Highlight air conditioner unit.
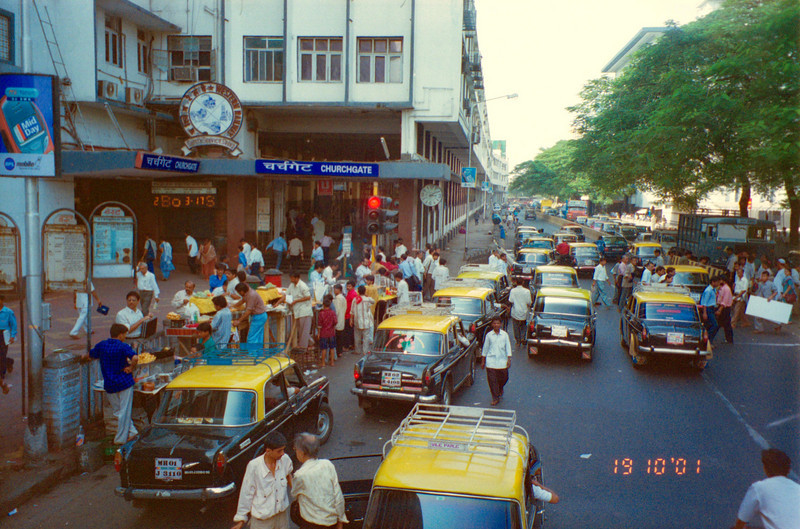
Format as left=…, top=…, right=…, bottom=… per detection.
left=170, top=67, right=194, bottom=82
left=125, top=87, right=144, bottom=105
left=97, top=80, right=119, bottom=100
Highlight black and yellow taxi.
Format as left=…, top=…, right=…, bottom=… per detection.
left=553, top=232, right=579, bottom=246
left=343, top=404, right=548, bottom=529
left=431, top=283, right=504, bottom=343
left=560, top=225, right=586, bottom=241
left=511, top=248, right=554, bottom=284
left=667, top=265, right=710, bottom=303
left=619, top=287, right=712, bottom=370
left=115, top=350, right=332, bottom=504
left=630, top=242, right=663, bottom=264
left=527, top=287, right=595, bottom=361
left=568, top=242, right=601, bottom=276
left=514, top=229, right=544, bottom=252
left=529, top=265, right=580, bottom=292
left=351, top=308, right=478, bottom=411
left=519, top=236, right=555, bottom=252
left=458, top=265, right=512, bottom=305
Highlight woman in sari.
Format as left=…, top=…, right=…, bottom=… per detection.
left=199, top=239, right=217, bottom=279
left=158, top=238, right=175, bottom=281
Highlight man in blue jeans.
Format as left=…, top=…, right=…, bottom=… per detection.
left=265, top=232, right=288, bottom=271
left=699, top=277, right=721, bottom=343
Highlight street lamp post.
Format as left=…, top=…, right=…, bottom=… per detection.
left=464, top=93, right=518, bottom=257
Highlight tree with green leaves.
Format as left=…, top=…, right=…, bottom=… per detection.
left=568, top=0, right=799, bottom=244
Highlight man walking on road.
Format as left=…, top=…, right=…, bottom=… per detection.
left=699, top=277, right=720, bottom=343
left=233, top=431, right=293, bottom=529
left=591, top=256, right=612, bottom=307
left=292, top=433, right=348, bottom=529
left=265, top=232, right=288, bottom=271
left=83, top=324, right=138, bottom=444
left=185, top=231, right=199, bottom=274
left=617, top=255, right=634, bottom=311
left=481, top=316, right=512, bottom=406
left=715, top=276, right=734, bottom=344
left=135, top=262, right=160, bottom=316
left=508, top=278, right=532, bottom=347
left=733, top=449, right=800, bottom=529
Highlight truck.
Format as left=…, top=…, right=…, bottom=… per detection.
left=676, top=214, right=776, bottom=266
left=565, top=199, right=590, bottom=221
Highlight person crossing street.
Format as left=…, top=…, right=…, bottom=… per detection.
left=480, top=316, right=512, bottom=406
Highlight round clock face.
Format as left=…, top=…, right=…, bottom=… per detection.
left=420, top=184, right=443, bottom=207
left=188, top=94, right=234, bottom=136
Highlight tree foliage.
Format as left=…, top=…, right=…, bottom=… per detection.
left=567, top=0, right=799, bottom=242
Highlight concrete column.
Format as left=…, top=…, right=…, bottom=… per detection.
left=226, top=179, right=246, bottom=259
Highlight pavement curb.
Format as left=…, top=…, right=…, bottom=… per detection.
left=0, top=451, right=77, bottom=516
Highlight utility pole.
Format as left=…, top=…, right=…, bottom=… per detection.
left=24, top=177, right=47, bottom=460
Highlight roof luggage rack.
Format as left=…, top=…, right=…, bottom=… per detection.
left=440, top=278, right=494, bottom=290
left=387, top=300, right=453, bottom=317
left=384, top=404, right=528, bottom=458
left=185, top=344, right=287, bottom=366
left=459, top=264, right=498, bottom=274
left=633, top=284, right=692, bottom=296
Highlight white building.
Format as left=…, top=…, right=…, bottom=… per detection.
left=0, top=0, right=508, bottom=267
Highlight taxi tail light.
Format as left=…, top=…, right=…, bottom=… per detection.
left=214, top=452, right=227, bottom=474
left=701, top=330, right=709, bottom=343
left=641, top=327, right=648, bottom=342
left=353, top=364, right=361, bottom=382
left=423, top=369, right=431, bottom=386
left=469, top=323, right=476, bottom=334
left=583, top=325, right=591, bottom=340
left=114, top=450, right=122, bottom=472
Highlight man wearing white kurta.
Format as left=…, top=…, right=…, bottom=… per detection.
left=171, top=281, right=197, bottom=319
left=135, top=262, right=160, bottom=316
left=481, top=317, right=512, bottom=406
left=508, top=279, right=532, bottom=347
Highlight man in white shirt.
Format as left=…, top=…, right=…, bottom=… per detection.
left=332, top=284, right=347, bottom=358
left=184, top=232, right=199, bottom=274
left=394, top=271, right=410, bottom=305
left=240, top=238, right=252, bottom=261
left=247, top=247, right=265, bottom=279
left=287, top=272, right=313, bottom=350
left=115, top=291, right=150, bottom=338
left=292, top=433, right=348, bottom=529
left=591, top=256, right=612, bottom=307
left=233, top=432, right=293, bottom=529
left=508, top=279, right=532, bottom=347
left=734, top=449, right=800, bottom=529
left=225, top=269, right=242, bottom=300
left=422, top=251, right=438, bottom=300
left=135, top=262, right=160, bottom=316
left=171, top=281, right=197, bottom=319
left=431, top=258, right=450, bottom=291
left=640, top=261, right=655, bottom=286
left=394, top=239, right=407, bottom=259
left=69, top=282, right=102, bottom=339
left=481, top=317, right=512, bottom=406
left=355, top=258, right=372, bottom=287
left=351, top=285, right=375, bottom=356
left=494, top=253, right=509, bottom=276
left=287, top=235, right=304, bottom=274
left=322, top=262, right=341, bottom=286
left=489, top=249, right=499, bottom=268
left=320, top=233, right=334, bottom=265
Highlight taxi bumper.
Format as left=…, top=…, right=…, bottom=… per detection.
left=115, top=482, right=236, bottom=501
left=351, top=386, right=439, bottom=403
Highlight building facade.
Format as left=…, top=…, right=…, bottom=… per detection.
left=0, top=0, right=508, bottom=270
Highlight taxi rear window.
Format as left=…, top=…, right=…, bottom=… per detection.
left=364, top=489, right=521, bottom=529
left=522, top=240, right=553, bottom=249
left=673, top=272, right=708, bottom=286
left=641, top=303, right=698, bottom=322
left=517, top=252, right=549, bottom=264
left=535, top=297, right=589, bottom=316
left=573, top=247, right=599, bottom=257
left=536, top=272, right=578, bottom=287
left=433, top=296, right=482, bottom=316
left=373, top=329, right=443, bottom=356
left=156, top=389, right=257, bottom=426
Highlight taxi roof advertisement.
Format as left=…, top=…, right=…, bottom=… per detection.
left=0, top=74, right=60, bottom=177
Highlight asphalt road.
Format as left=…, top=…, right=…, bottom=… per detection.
left=5, top=218, right=799, bottom=529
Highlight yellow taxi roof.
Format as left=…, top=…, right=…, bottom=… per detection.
left=634, top=291, right=697, bottom=304
left=377, top=314, right=459, bottom=333
left=528, top=236, right=554, bottom=242
left=536, top=286, right=591, bottom=300
left=458, top=270, right=503, bottom=281
left=671, top=265, right=709, bottom=274
left=517, top=226, right=538, bottom=232
left=568, top=242, right=597, bottom=248
left=518, top=247, right=551, bottom=254
left=433, top=286, right=493, bottom=299
left=374, top=430, right=528, bottom=500
left=168, top=356, right=293, bottom=391
left=632, top=242, right=662, bottom=248
left=535, top=265, right=577, bottom=274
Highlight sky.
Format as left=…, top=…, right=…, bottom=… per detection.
left=474, top=0, right=713, bottom=172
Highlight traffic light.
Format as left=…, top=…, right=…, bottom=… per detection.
left=365, top=195, right=399, bottom=234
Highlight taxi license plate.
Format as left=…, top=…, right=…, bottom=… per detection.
left=522, top=266, right=532, bottom=273
left=381, top=371, right=401, bottom=387
left=666, top=332, right=684, bottom=345
left=551, top=325, right=568, bottom=338
left=155, top=458, right=182, bottom=481
left=584, top=260, right=595, bottom=266
left=689, top=292, right=700, bottom=302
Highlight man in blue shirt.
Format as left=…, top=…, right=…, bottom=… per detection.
left=209, top=263, right=227, bottom=292
left=83, top=323, right=139, bottom=444
left=0, top=295, right=17, bottom=394
left=265, top=231, right=288, bottom=271
left=699, top=277, right=721, bottom=343
left=310, top=241, right=324, bottom=268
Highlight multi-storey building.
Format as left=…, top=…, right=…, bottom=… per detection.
left=0, top=0, right=508, bottom=267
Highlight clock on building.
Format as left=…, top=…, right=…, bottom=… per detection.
left=420, top=184, right=443, bottom=207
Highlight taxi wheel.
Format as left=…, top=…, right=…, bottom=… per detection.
left=316, top=403, right=333, bottom=444
left=358, top=396, right=379, bottom=415
left=441, top=378, right=453, bottom=406
left=692, top=359, right=708, bottom=371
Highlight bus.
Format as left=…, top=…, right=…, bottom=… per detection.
left=676, top=214, right=776, bottom=266
left=566, top=199, right=590, bottom=221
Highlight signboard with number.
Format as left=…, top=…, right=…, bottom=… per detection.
left=317, top=179, right=333, bottom=196
left=0, top=224, right=17, bottom=291
left=461, top=167, right=477, bottom=188
left=91, top=204, right=135, bottom=278
left=44, top=216, right=89, bottom=292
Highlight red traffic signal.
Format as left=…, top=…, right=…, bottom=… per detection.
left=367, top=196, right=381, bottom=210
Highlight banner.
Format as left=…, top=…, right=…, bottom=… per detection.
left=461, top=167, right=477, bottom=188
left=256, top=159, right=379, bottom=178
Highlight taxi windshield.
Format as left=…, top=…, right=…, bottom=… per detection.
left=636, top=246, right=660, bottom=258
left=155, top=389, right=257, bottom=426
left=433, top=296, right=482, bottom=316
left=522, top=240, right=553, bottom=249
left=373, top=329, right=443, bottom=356
left=536, top=272, right=578, bottom=287
left=641, top=303, right=698, bottom=322
left=535, top=297, right=589, bottom=316
left=573, top=247, right=599, bottom=258
left=672, top=272, right=708, bottom=286
left=364, top=489, right=521, bottom=529
left=518, top=252, right=549, bottom=264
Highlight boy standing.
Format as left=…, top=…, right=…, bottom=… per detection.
left=317, top=295, right=338, bottom=367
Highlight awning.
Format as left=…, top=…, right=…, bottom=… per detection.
left=97, top=0, right=181, bottom=33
